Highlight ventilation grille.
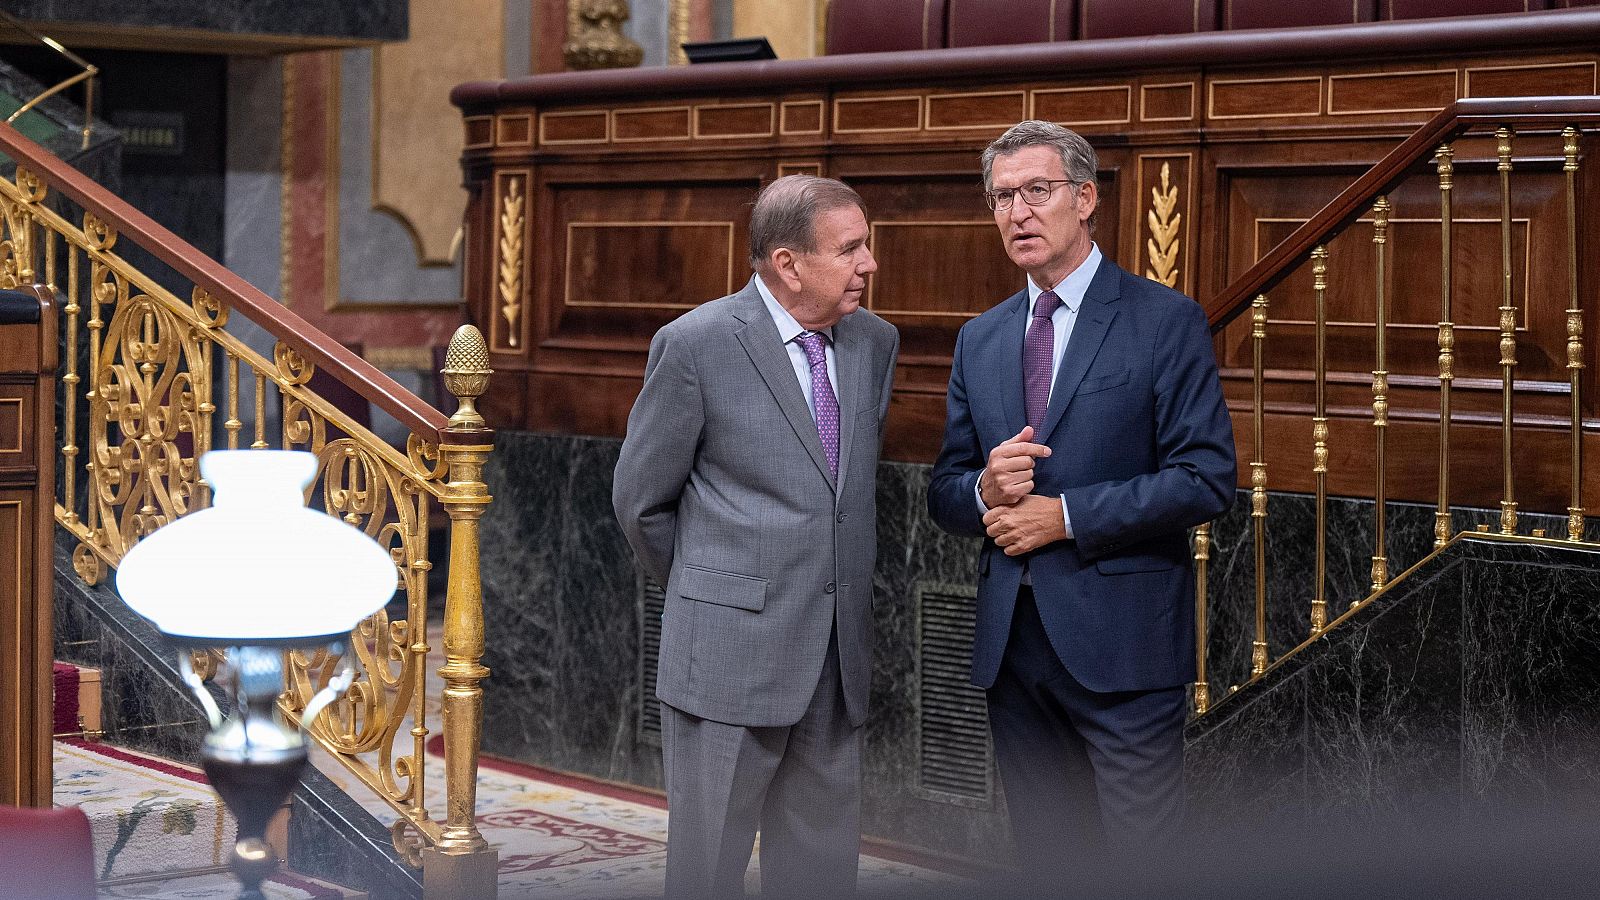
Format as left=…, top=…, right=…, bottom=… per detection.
left=916, top=583, right=993, bottom=808
left=637, top=575, right=665, bottom=746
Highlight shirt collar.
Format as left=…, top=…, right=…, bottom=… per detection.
left=754, top=274, right=833, bottom=343
left=1026, top=242, right=1101, bottom=317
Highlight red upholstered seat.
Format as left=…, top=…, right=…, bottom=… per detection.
left=948, top=0, right=1076, bottom=47
left=1079, top=0, right=1216, bottom=40
left=1222, top=0, right=1376, bottom=30
left=827, top=0, right=949, bottom=54
left=0, top=805, right=97, bottom=900
left=1385, top=0, right=1547, bottom=19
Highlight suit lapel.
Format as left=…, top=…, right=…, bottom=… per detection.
left=731, top=283, right=837, bottom=490
left=832, top=313, right=868, bottom=493
left=1036, top=258, right=1121, bottom=445
left=994, top=289, right=1029, bottom=437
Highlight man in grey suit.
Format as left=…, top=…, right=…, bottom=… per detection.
left=614, top=175, right=899, bottom=899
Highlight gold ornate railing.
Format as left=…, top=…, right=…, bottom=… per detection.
left=0, top=117, right=499, bottom=896
left=1193, top=97, right=1600, bottom=715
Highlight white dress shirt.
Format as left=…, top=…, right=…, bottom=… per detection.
left=975, top=242, right=1104, bottom=542
left=755, top=275, right=839, bottom=419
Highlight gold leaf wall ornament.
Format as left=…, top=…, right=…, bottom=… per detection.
left=564, top=0, right=645, bottom=70
left=497, top=179, right=525, bottom=348
left=1145, top=161, right=1182, bottom=289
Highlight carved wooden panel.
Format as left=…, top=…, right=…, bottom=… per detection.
left=459, top=41, right=1600, bottom=506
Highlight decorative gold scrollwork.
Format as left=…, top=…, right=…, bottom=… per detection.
left=82, top=212, right=116, bottom=250
left=407, top=434, right=447, bottom=483
left=14, top=167, right=47, bottom=203
left=1145, top=161, right=1182, bottom=289
left=274, top=341, right=316, bottom=386
left=72, top=543, right=103, bottom=586
left=87, top=279, right=207, bottom=557
left=498, top=178, right=525, bottom=348
left=192, top=287, right=229, bottom=328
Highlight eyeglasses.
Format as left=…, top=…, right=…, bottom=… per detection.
left=984, top=179, right=1079, bottom=211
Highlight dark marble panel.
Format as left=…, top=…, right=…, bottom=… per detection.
left=6, top=1, right=405, bottom=41
left=862, top=461, right=1007, bottom=859
left=289, top=769, right=422, bottom=900
left=1186, top=673, right=1307, bottom=833
left=1302, top=563, right=1463, bottom=830
left=1460, top=543, right=1600, bottom=813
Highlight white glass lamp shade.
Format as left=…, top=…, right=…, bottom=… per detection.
left=115, top=450, right=398, bottom=645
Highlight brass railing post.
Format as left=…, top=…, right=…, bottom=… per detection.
left=1310, top=246, right=1329, bottom=635
left=1563, top=125, right=1585, bottom=541
left=1497, top=126, right=1518, bottom=535
left=1435, top=144, right=1455, bottom=548
left=421, top=325, right=499, bottom=900
left=1370, top=195, right=1391, bottom=595
left=1194, top=522, right=1211, bottom=713
left=1251, top=294, right=1269, bottom=677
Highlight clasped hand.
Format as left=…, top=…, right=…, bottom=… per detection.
left=979, top=427, right=1066, bottom=555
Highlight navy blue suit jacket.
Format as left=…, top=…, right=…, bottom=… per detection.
left=928, top=257, right=1236, bottom=693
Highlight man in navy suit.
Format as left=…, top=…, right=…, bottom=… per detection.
left=928, top=121, right=1235, bottom=864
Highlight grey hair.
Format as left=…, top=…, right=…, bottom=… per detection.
left=981, top=121, right=1099, bottom=231
left=981, top=120, right=1099, bottom=192
left=748, top=174, right=867, bottom=268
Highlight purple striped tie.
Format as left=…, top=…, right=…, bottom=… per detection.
left=1024, top=290, right=1061, bottom=431
left=795, top=331, right=839, bottom=478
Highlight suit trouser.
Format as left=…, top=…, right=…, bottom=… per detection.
left=986, top=586, right=1187, bottom=867
left=661, top=630, right=862, bottom=900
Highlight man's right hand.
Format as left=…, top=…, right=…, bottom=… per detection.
left=979, top=426, right=1052, bottom=508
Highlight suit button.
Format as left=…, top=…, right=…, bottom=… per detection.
left=836, top=512, right=848, bottom=523
left=824, top=582, right=836, bottom=594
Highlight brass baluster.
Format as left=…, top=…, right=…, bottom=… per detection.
left=1370, top=195, right=1391, bottom=595
left=422, top=325, right=500, bottom=896
left=252, top=369, right=269, bottom=449
left=1251, top=295, right=1269, bottom=677
left=61, top=243, right=80, bottom=524
left=225, top=352, right=242, bottom=449
left=1497, top=126, right=1518, bottom=535
left=409, top=493, right=431, bottom=827
left=1436, top=144, right=1455, bottom=548
left=1194, top=522, right=1211, bottom=713
left=1311, top=246, right=1329, bottom=634
left=84, top=256, right=105, bottom=541
left=1563, top=126, right=1584, bottom=542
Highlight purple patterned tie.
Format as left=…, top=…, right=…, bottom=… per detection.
left=795, top=331, right=839, bottom=478
left=1024, top=290, right=1061, bottom=431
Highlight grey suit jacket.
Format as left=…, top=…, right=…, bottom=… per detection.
left=613, top=279, right=899, bottom=729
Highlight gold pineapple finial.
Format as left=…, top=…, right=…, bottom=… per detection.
left=442, top=325, right=492, bottom=430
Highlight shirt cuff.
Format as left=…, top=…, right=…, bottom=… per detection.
left=974, top=472, right=990, bottom=516
left=1060, top=494, right=1074, bottom=539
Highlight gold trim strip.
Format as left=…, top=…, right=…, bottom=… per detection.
left=1138, top=81, right=1197, bottom=123
left=1207, top=76, right=1322, bottom=120
left=692, top=102, right=776, bottom=140
left=1029, top=85, right=1132, bottom=126
left=538, top=110, right=610, bottom=146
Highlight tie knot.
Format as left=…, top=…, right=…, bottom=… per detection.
left=795, top=331, right=828, bottom=367
left=1034, top=290, right=1062, bottom=320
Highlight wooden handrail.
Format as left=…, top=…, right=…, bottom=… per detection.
left=0, top=119, right=452, bottom=445
left=1207, top=96, right=1600, bottom=332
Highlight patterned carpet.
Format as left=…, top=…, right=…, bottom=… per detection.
left=312, top=737, right=962, bottom=898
